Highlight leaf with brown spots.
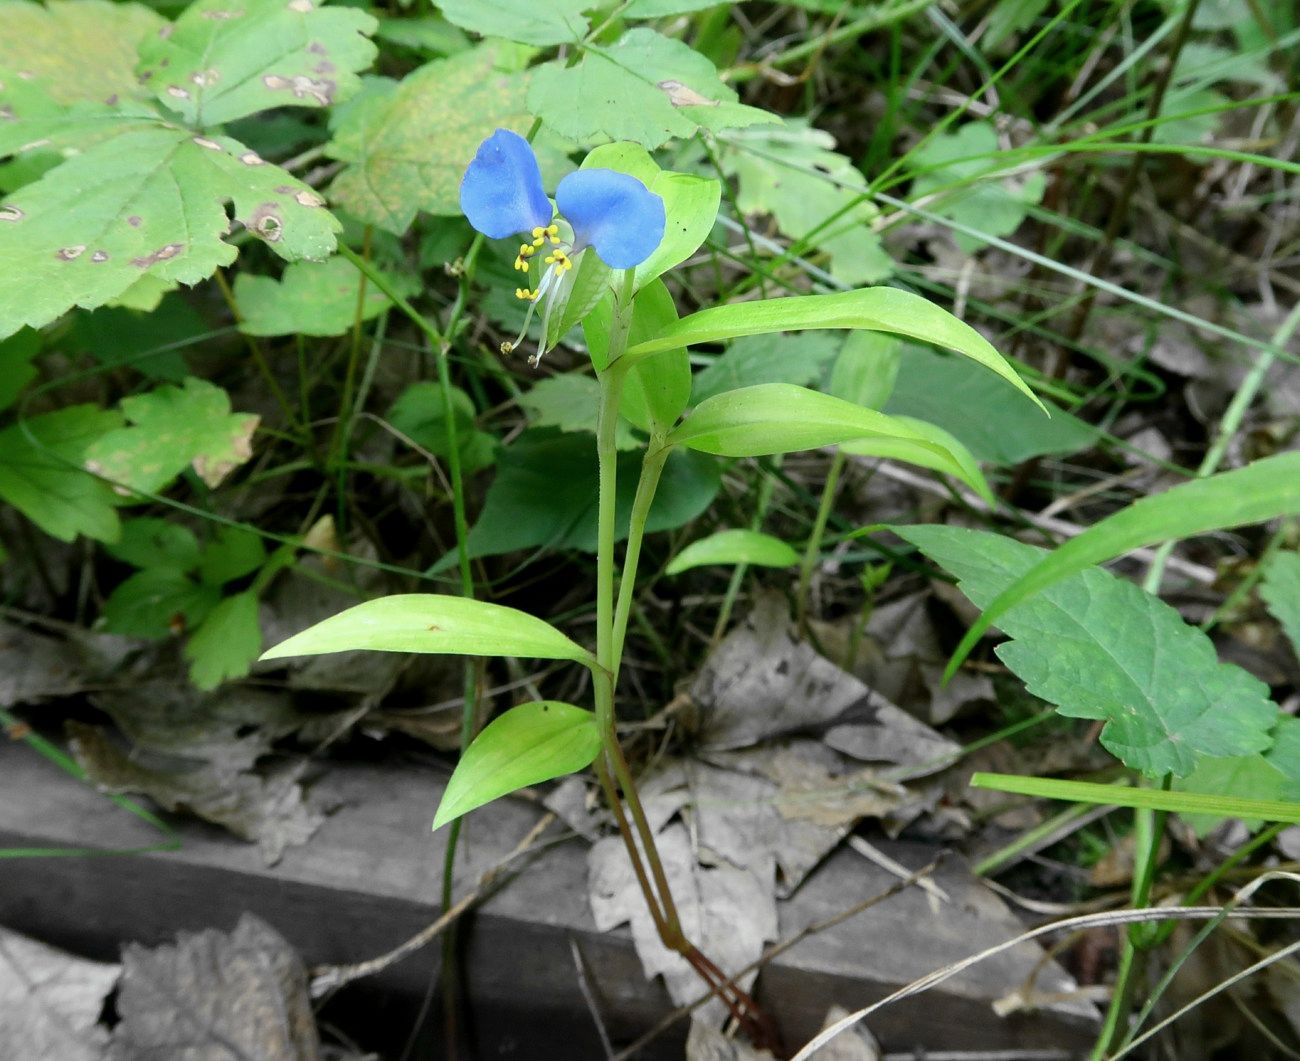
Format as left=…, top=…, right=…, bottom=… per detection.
left=528, top=28, right=776, bottom=150
left=0, top=89, right=341, bottom=338
left=0, top=0, right=162, bottom=106
left=137, top=0, right=377, bottom=127
left=326, top=44, right=534, bottom=234
left=83, top=377, right=259, bottom=495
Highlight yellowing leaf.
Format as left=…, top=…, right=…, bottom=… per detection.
left=326, top=45, right=531, bottom=233
left=0, top=0, right=163, bottom=105
left=137, top=0, right=377, bottom=127
left=84, top=377, right=259, bottom=494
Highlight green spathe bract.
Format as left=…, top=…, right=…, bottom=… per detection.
left=432, top=701, right=601, bottom=831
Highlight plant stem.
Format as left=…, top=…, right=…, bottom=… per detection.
left=796, top=448, right=846, bottom=631
left=1092, top=774, right=1172, bottom=1059
left=610, top=442, right=670, bottom=679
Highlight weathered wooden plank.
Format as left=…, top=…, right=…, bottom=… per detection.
left=0, top=742, right=1095, bottom=1056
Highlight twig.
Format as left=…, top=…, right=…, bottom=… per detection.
left=307, top=812, right=557, bottom=997
left=570, top=937, right=616, bottom=1060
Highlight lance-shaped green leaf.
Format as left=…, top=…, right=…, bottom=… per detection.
left=0, top=0, right=163, bottom=105
left=664, top=383, right=989, bottom=497
left=902, top=526, right=1278, bottom=778
left=841, top=415, right=992, bottom=504
left=137, top=0, right=377, bottom=127
left=0, top=108, right=340, bottom=338
left=528, top=28, right=775, bottom=149
left=432, top=701, right=601, bottom=830
left=666, top=530, right=799, bottom=575
left=624, top=287, right=1041, bottom=409
left=947, top=451, right=1300, bottom=677
left=261, top=593, right=598, bottom=668
left=326, top=45, right=532, bottom=233
left=580, top=143, right=721, bottom=291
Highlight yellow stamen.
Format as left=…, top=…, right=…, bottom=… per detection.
left=500, top=340, right=513, bottom=355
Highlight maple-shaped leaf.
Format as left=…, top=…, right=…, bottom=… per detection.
left=84, top=377, right=259, bottom=494
left=0, top=88, right=340, bottom=338
left=137, top=0, right=377, bottom=127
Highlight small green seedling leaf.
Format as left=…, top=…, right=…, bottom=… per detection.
left=0, top=405, right=123, bottom=542
left=432, top=700, right=600, bottom=830
left=901, top=526, right=1278, bottom=778
left=102, top=569, right=219, bottom=640
left=947, top=450, right=1300, bottom=677
left=666, top=383, right=989, bottom=498
left=137, top=0, right=378, bottom=127
left=107, top=518, right=202, bottom=572
left=261, top=593, right=598, bottom=668
left=84, top=378, right=259, bottom=494
left=184, top=590, right=263, bottom=690
left=666, top=530, right=799, bottom=575
left=235, top=257, right=416, bottom=337
left=626, top=287, right=1043, bottom=410
left=387, top=382, right=496, bottom=473
left=327, top=45, right=532, bottom=233
left=528, top=28, right=774, bottom=149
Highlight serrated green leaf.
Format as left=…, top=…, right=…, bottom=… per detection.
left=1260, top=550, right=1300, bottom=659
left=102, top=568, right=219, bottom=639
left=1174, top=754, right=1292, bottom=834
left=387, top=381, right=497, bottom=474
left=886, top=345, right=1093, bottom=465
left=580, top=143, right=721, bottom=291
left=435, top=0, right=588, bottom=45
left=0, top=329, right=40, bottom=411
left=261, top=592, right=598, bottom=666
left=719, top=120, right=893, bottom=285
left=900, top=525, right=1278, bottom=778
left=528, top=28, right=775, bottom=149
left=69, top=294, right=204, bottom=382
left=184, top=590, right=262, bottom=689
left=666, top=529, right=798, bottom=575
left=326, top=45, right=532, bottom=233
left=137, top=0, right=377, bottom=127
left=432, top=700, right=601, bottom=830
left=199, top=525, right=266, bottom=585
left=519, top=375, right=640, bottom=450
left=692, top=332, right=841, bottom=404
left=463, top=429, right=720, bottom=559
left=667, top=383, right=989, bottom=498
left=625, top=287, right=1043, bottom=410
left=948, top=451, right=1300, bottom=674
left=910, top=122, right=1046, bottom=253
left=84, top=377, right=258, bottom=494
left=106, top=517, right=202, bottom=571
left=0, top=404, right=122, bottom=542
left=0, top=0, right=164, bottom=105
left=234, top=256, right=415, bottom=337
left=0, top=106, right=342, bottom=337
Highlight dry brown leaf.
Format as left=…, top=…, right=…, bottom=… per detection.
left=0, top=927, right=119, bottom=1061
left=109, top=914, right=320, bottom=1061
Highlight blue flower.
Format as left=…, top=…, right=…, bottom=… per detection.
left=459, top=129, right=665, bottom=361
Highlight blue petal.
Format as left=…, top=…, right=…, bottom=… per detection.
left=459, top=129, right=553, bottom=240
left=555, top=169, right=665, bottom=269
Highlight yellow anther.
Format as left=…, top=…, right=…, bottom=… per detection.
left=532, top=227, right=546, bottom=238
left=500, top=340, right=513, bottom=355
left=532, top=236, right=545, bottom=248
